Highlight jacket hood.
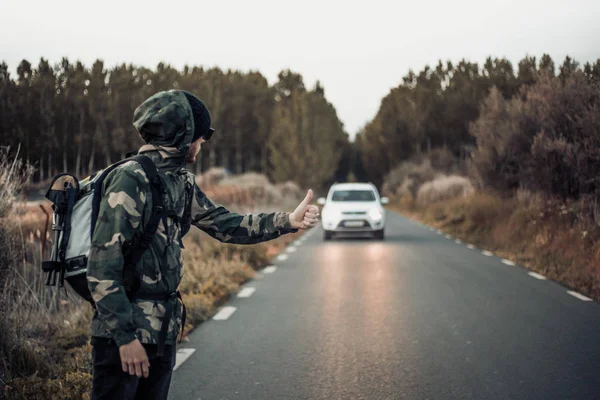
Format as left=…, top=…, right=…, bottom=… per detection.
left=133, top=90, right=195, bottom=153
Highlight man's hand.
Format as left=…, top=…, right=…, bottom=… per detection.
left=119, top=339, right=150, bottom=378
left=290, top=189, right=320, bottom=230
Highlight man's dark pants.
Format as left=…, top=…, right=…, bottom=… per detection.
left=91, top=337, right=176, bottom=400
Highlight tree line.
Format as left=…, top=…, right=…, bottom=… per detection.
left=0, top=59, right=348, bottom=190
left=2, top=54, right=599, bottom=199
left=357, top=54, right=600, bottom=188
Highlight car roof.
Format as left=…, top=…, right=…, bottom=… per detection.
left=329, top=182, right=377, bottom=191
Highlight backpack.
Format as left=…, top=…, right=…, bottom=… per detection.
left=42, top=155, right=164, bottom=305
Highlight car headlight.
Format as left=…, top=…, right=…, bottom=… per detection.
left=368, top=208, right=383, bottom=220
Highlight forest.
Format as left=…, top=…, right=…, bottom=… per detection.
left=0, top=60, right=349, bottom=190
left=2, top=54, right=599, bottom=200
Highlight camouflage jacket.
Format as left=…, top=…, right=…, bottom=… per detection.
left=87, top=90, right=296, bottom=347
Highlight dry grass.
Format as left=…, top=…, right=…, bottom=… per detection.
left=392, top=191, right=600, bottom=301
left=179, top=228, right=299, bottom=333
left=2, top=169, right=302, bottom=400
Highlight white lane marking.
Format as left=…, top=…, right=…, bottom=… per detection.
left=276, top=254, right=289, bottom=262
left=502, top=259, right=516, bottom=266
left=455, top=239, right=462, bottom=244
left=173, top=348, right=196, bottom=371
left=436, top=230, right=443, bottom=235
left=481, top=250, right=494, bottom=256
left=445, top=234, right=453, bottom=239
left=213, top=306, right=237, bottom=320
left=429, top=228, right=435, bottom=232
left=567, top=291, right=593, bottom=302
left=237, top=287, right=256, bottom=298
left=528, top=272, right=547, bottom=280
left=286, top=246, right=297, bottom=253
left=466, top=244, right=476, bottom=249
left=263, top=266, right=278, bottom=274
left=293, top=240, right=303, bottom=246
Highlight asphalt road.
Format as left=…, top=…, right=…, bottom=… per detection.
left=169, top=211, right=600, bottom=400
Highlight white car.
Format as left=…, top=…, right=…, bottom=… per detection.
left=318, top=183, right=389, bottom=240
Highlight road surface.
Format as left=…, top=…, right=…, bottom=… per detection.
left=169, top=212, right=600, bottom=400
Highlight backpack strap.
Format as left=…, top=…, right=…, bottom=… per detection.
left=90, top=155, right=164, bottom=299
left=121, top=155, right=164, bottom=298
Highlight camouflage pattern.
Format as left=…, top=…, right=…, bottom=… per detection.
left=88, top=90, right=296, bottom=347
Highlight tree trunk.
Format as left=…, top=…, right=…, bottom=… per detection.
left=102, top=122, right=112, bottom=166
left=209, top=147, right=216, bottom=169
left=39, top=155, right=44, bottom=182
left=223, top=150, right=229, bottom=172
left=261, top=147, right=268, bottom=174
left=194, top=156, right=201, bottom=175
left=75, top=144, right=82, bottom=177
left=62, top=148, right=67, bottom=173
left=235, top=129, right=242, bottom=174
left=88, top=137, right=96, bottom=175
left=62, top=114, right=69, bottom=173
left=235, top=147, right=242, bottom=174
left=75, top=107, right=85, bottom=177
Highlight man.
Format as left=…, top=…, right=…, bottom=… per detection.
left=87, top=90, right=319, bottom=400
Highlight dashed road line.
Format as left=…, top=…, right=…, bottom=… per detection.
left=436, top=230, right=443, bottom=235
left=528, top=272, right=547, bottom=280
left=286, top=246, right=297, bottom=253
left=567, top=291, right=593, bottom=302
left=445, top=234, right=453, bottom=239
left=237, top=287, right=256, bottom=298
left=213, top=306, right=237, bottom=321
left=502, top=259, right=516, bottom=266
left=466, top=244, right=476, bottom=249
left=174, top=348, right=196, bottom=371
left=276, top=254, right=289, bottom=262
left=455, top=239, right=462, bottom=244
left=481, top=250, right=494, bottom=256
left=263, top=266, right=278, bottom=274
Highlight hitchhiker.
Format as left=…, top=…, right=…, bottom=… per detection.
left=87, top=90, right=320, bottom=399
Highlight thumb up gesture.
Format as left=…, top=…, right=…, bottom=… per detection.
left=289, top=190, right=320, bottom=230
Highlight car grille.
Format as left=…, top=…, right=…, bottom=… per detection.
left=337, top=220, right=370, bottom=229
left=341, top=211, right=367, bottom=215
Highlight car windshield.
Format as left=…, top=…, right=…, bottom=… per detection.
left=331, top=190, right=376, bottom=202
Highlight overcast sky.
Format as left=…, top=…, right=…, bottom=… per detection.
left=1, top=0, right=599, bottom=139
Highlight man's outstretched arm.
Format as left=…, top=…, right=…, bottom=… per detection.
left=190, top=184, right=319, bottom=244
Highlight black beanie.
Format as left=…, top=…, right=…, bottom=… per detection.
left=183, top=91, right=214, bottom=141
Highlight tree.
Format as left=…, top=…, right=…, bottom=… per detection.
left=0, top=59, right=349, bottom=190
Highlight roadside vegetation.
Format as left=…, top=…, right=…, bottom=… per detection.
left=384, top=68, right=600, bottom=302
left=0, top=162, right=302, bottom=400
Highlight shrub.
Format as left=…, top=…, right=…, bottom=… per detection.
left=382, top=148, right=463, bottom=199
left=275, top=181, right=303, bottom=202
left=416, top=175, right=475, bottom=204
left=197, top=167, right=229, bottom=187
left=471, top=72, right=600, bottom=218
left=382, top=160, right=436, bottom=198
